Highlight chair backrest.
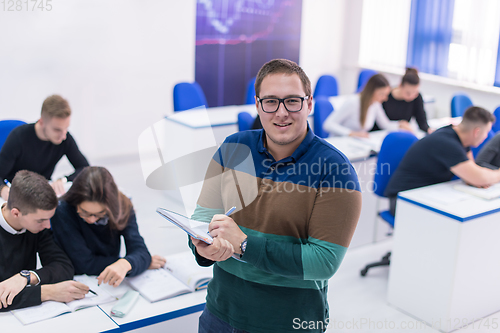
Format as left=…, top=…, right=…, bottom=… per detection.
left=492, top=106, right=500, bottom=133
left=356, top=69, right=378, bottom=93
left=0, top=120, right=26, bottom=150
left=450, top=93, right=473, bottom=118
left=173, top=82, right=208, bottom=112
left=471, top=130, right=495, bottom=158
left=313, top=97, right=334, bottom=139
left=245, top=77, right=256, bottom=105
left=237, top=112, right=255, bottom=132
left=313, top=75, right=339, bottom=98
left=373, top=132, right=419, bottom=198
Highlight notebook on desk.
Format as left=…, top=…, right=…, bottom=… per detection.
left=127, top=251, right=213, bottom=303
left=11, top=275, right=117, bottom=325
left=453, top=182, right=500, bottom=200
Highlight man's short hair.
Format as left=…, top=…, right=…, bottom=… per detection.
left=255, top=59, right=311, bottom=98
left=7, top=170, right=58, bottom=215
left=462, top=106, right=496, bottom=128
left=41, top=95, right=71, bottom=119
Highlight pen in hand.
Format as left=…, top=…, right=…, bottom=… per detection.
left=89, top=289, right=98, bottom=296
left=225, top=206, right=236, bottom=216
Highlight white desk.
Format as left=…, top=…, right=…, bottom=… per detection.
left=1, top=306, right=120, bottom=333
left=98, top=288, right=206, bottom=333
left=388, top=180, right=500, bottom=332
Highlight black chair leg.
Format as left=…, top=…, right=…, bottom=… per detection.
left=360, top=252, right=391, bottom=276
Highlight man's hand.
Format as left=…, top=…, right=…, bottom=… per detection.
left=149, top=255, right=167, bottom=269
left=0, top=186, right=10, bottom=201
left=209, top=215, right=247, bottom=254
left=41, top=281, right=89, bottom=303
left=191, top=236, right=234, bottom=261
left=0, top=274, right=28, bottom=309
left=97, top=259, right=132, bottom=287
left=50, top=179, right=66, bottom=197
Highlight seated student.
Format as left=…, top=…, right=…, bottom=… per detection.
left=476, top=132, right=500, bottom=169
left=51, top=166, right=165, bottom=287
left=376, top=68, right=431, bottom=133
left=323, top=74, right=412, bottom=138
left=0, top=95, right=89, bottom=201
left=385, top=107, right=500, bottom=216
left=0, top=170, right=89, bottom=312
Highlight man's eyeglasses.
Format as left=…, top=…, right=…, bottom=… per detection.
left=257, top=96, right=309, bottom=113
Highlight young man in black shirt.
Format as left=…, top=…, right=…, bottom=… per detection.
left=0, top=170, right=89, bottom=311
left=385, top=106, right=500, bottom=216
left=0, top=95, right=89, bottom=201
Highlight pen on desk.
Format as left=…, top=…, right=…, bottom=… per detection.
left=225, top=206, right=236, bottom=216
left=88, top=289, right=98, bottom=296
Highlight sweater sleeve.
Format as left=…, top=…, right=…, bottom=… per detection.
left=322, top=99, right=356, bottom=136
left=50, top=203, right=117, bottom=275
left=35, top=229, right=74, bottom=283
left=0, top=128, right=21, bottom=189
left=121, top=209, right=152, bottom=277
left=413, top=94, right=430, bottom=132
left=63, top=133, right=89, bottom=181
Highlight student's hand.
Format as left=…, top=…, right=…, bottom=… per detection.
left=191, top=236, right=234, bottom=261
left=40, top=281, right=89, bottom=303
left=51, top=179, right=66, bottom=197
left=209, top=215, right=247, bottom=254
left=398, top=120, right=413, bottom=132
left=0, top=274, right=29, bottom=309
left=427, top=128, right=435, bottom=134
left=97, top=259, right=132, bottom=287
left=349, top=131, right=369, bottom=138
left=0, top=186, right=9, bottom=201
left=149, top=255, right=167, bottom=269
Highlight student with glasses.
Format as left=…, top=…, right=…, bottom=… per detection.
left=50, top=166, right=165, bottom=287
left=323, top=73, right=412, bottom=138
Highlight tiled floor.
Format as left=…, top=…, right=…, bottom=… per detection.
left=53, top=155, right=500, bottom=333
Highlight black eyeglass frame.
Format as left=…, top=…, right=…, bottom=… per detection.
left=256, top=96, right=310, bottom=113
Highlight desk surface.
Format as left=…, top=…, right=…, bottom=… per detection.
left=1, top=306, right=120, bottom=333
left=398, top=180, right=500, bottom=221
left=166, top=105, right=257, bottom=129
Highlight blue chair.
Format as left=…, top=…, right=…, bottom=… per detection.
left=313, top=75, right=339, bottom=98
left=244, top=77, right=256, bottom=105
left=356, top=69, right=378, bottom=93
left=313, top=97, right=334, bottom=139
left=173, top=82, right=208, bottom=112
left=237, top=112, right=254, bottom=132
left=471, top=130, right=495, bottom=158
left=360, top=131, right=418, bottom=277
left=451, top=93, right=473, bottom=118
left=0, top=120, right=26, bottom=150
left=492, top=106, right=500, bottom=133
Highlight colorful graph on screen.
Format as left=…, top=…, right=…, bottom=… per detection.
left=195, top=0, right=303, bottom=107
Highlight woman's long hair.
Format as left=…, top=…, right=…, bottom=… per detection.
left=359, top=74, right=390, bottom=127
left=62, top=166, right=132, bottom=230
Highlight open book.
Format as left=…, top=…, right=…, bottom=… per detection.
left=127, top=251, right=213, bottom=303
left=156, top=208, right=212, bottom=244
left=11, top=275, right=117, bottom=325
left=453, top=182, right=500, bottom=200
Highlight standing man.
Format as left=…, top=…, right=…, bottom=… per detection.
left=0, top=95, right=89, bottom=201
left=0, top=170, right=89, bottom=311
left=190, top=59, right=362, bottom=333
left=385, top=106, right=499, bottom=216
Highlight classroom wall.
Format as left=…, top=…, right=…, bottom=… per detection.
left=1, top=0, right=499, bottom=162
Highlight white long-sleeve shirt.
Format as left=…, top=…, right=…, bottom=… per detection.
left=323, top=94, right=400, bottom=136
